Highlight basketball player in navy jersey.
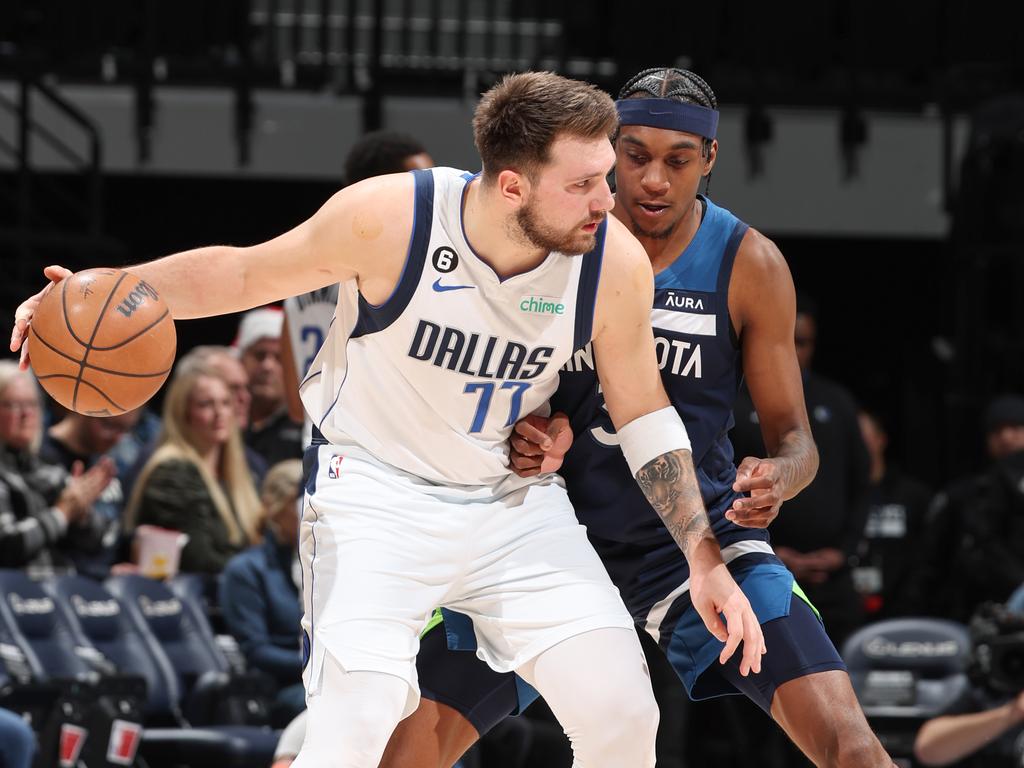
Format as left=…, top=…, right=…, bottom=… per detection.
left=12, top=72, right=765, bottom=768
left=381, top=68, right=896, bottom=768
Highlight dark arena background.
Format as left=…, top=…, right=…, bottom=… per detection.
left=0, top=2, right=1022, bottom=767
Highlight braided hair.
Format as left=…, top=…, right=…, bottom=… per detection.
left=618, top=67, right=718, bottom=161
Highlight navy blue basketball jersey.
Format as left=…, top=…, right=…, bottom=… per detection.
left=554, top=196, right=768, bottom=551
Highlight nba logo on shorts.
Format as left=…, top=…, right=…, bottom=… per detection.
left=106, top=719, right=142, bottom=765
left=59, top=724, right=88, bottom=767
left=328, top=454, right=344, bottom=479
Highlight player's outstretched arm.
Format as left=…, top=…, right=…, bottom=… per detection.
left=10, top=174, right=416, bottom=358
left=592, top=222, right=765, bottom=675
left=724, top=231, right=818, bottom=528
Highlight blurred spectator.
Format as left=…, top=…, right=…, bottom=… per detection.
left=342, top=130, right=433, bottom=186
left=1008, top=584, right=1024, bottom=614
left=220, top=458, right=304, bottom=726
left=983, top=395, right=1024, bottom=461
left=957, top=448, right=1024, bottom=610
left=853, top=409, right=933, bottom=619
left=914, top=395, right=1024, bottom=621
left=124, top=363, right=261, bottom=574
left=177, top=345, right=269, bottom=486
left=121, top=346, right=269, bottom=499
left=0, top=360, right=116, bottom=572
left=39, top=408, right=139, bottom=577
left=105, top=406, right=162, bottom=489
left=235, top=309, right=303, bottom=468
left=915, top=690, right=1024, bottom=767
left=0, top=707, right=35, bottom=768
left=732, top=295, right=870, bottom=647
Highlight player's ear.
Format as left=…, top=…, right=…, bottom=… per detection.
left=703, top=139, right=719, bottom=176
left=497, top=169, right=529, bottom=208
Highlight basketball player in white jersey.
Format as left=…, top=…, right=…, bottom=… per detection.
left=280, top=132, right=435, bottom=443
left=13, top=72, right=765, bottom=768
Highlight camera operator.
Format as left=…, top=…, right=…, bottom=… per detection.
left=915, top=691, right=1024, bottom=766
left=915, top=604, right=1024, bottom=766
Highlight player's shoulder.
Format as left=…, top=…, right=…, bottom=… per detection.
left=731, top=226, right=794, bottom=303
left=593, top=216, right=654, bottom=333
left=728, top=224, right=796, bottom=332
left=734, top=226, right=788, bottom=281
left=600, top=215, right=653, bottom=282
left=333, top=170, right=418, bottom=211
left=314, top=172, right=418, bottom=261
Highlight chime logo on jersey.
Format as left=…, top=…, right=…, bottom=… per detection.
left=328, top=455, right=344, bottom=479
left=518, top=295, right=565, bottom=316
left=59, top=724, right=88, bottom=767
left=106, top=719, right=142, bottom=765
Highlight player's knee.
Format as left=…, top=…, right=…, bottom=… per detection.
left=614, top=685, right=659, bottom=745
left=298, top=670, right=410, bottom=767
left=582, top=675, right=659, bottom=755
left=832, top=730, right=888, bottom=768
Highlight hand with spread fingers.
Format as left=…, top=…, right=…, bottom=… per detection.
left=689, top=562, right=766, bottom=676
left=725, top=456, right=787, bottom=528
left=10, top=265, right=74, bottom=369
left=509, top=412, right=573, bottom=477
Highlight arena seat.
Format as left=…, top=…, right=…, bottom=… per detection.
left=843, top=617, right=973, bottom=763
left=0, top=569, right=148, bottom=767
left=104, top=573, right=279, bottom=765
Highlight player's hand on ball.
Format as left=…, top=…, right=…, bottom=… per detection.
left=725, top=456, right=785, bottom=528
left=10, top=265, right=73, bottom=369
left=689, top=562, right=766, bottom=676
left=510, top=412, right=573, bottom=477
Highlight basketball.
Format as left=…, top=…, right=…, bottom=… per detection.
left=27, top=268, right=176, bottom=416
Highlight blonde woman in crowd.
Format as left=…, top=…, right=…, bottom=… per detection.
left=124, top=363, right=261, bottom=573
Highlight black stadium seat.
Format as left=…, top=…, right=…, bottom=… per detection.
left=48, top=573, right=181, bottom=720
left=0, top=569, right=146, bottom=767
left=843, top=617, right=973, bottom=765
left=104, top=573, right=280, bottom=765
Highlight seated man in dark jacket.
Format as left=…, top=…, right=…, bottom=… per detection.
left=0, top=361, right=115, bottom=573
left=220, top=459, right=304, bottom=725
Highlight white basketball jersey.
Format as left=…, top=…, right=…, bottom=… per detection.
left=284, top=282, right=346, bottom=448
left=300, top=167, right=606, bottom=486
left=284, top=284, right=342, bottom=378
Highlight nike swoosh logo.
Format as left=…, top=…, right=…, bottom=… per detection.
left=432, top=278, right=476, bottom=292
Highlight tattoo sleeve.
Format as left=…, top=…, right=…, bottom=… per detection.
left=635, top=450, right=716, bottom=560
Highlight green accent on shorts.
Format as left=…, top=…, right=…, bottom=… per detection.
left=422, top=608, right=444, bottom=638
left=791, top=580, right=822, bottom=622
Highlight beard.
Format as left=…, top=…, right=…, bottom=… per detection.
left=515, top=198, right=603, bottom=255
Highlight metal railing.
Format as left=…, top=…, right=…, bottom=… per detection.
left=0, top=74, right=102, bottom=236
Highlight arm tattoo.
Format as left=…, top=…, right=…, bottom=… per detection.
left=635, top=450, right=715, bottom=560
left=772, top=427, right=819, bottom=500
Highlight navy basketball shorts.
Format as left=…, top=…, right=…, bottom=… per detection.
left=417, top=553, right=846, bottom=735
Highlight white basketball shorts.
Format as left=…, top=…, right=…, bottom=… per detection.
left=298, top=444, right=634, bottom=717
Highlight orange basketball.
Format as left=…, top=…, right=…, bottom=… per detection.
left=28, top=268, right=176, bottom=416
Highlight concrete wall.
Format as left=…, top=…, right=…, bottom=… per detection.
left=0, top=81, right=969, bottom=238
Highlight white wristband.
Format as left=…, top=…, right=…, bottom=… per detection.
left=617, top=406, right=692, bottom=478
